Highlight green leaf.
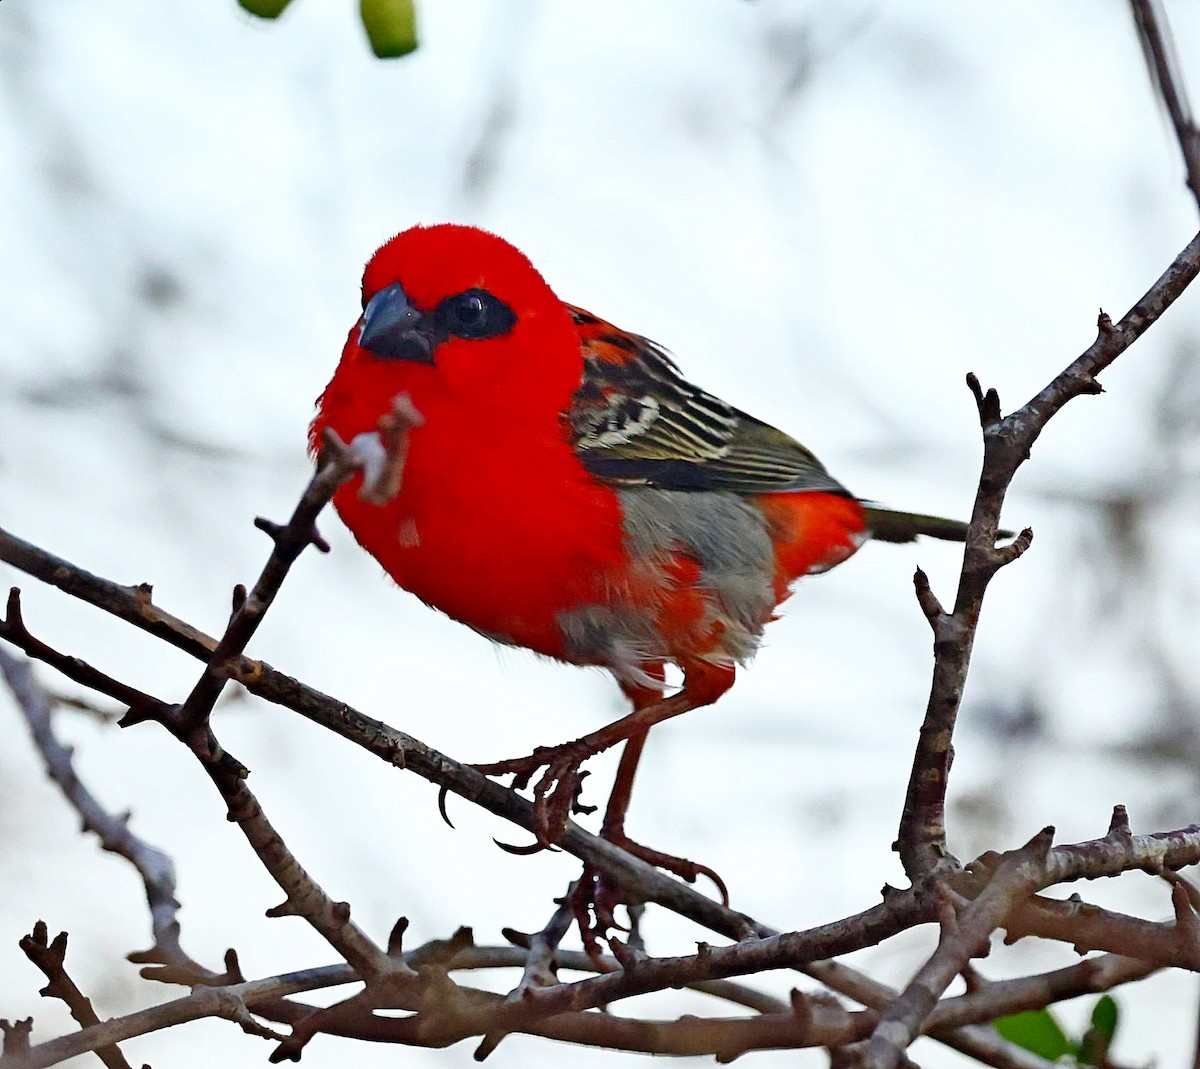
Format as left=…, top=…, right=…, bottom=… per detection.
left=1077, top=994, right=1120, bottom=1065
left=1090, top=995, right=1119, bottom=1042
left=994, top=1009, right=1073, bottom=1059
left=360, top=0, right=419, bottom=58
left=237, top=0, right=295, bottom=19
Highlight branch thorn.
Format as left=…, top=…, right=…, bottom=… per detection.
left=965, top=372, right=1002, bottom=429
left=265, top=899, right=300, bottom=919
left=913, top=567, right=945, bottom=630
left=788, top=988, right=813, bottom=1029
left=1108, top=804, right=1131, bottom=837
left=501, top=927, right=532, bottom=950
left=608, top=937, right=641, bottom=973
left=387, top=917, right=409, bottom=956
left=253, top=517, right=285, bottom=544
left=986, top=527, right=1034, bottom=571
left=474, top=1031, right=506, bottom=1060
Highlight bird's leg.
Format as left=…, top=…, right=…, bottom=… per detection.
left=600, top=722, right=652, bottom=843
left=595, top=725, right=729, bottom=903
left=568, top=678, right=728, bottom=948
left=476, top=660, right=734, bottom=861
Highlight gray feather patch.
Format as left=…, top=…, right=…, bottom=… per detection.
left=621, top=488, right=776, bottom=661
left=555, top=489, right=778, bottom=678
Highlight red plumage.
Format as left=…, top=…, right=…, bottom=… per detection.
left=311, top=224, right=968, bottom=917
left=313, top=224, right=878, bottom=672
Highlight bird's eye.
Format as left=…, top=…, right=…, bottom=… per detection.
left=435, top=288, right=517, bottom=341
left=452, top=294, right=486, bottom=329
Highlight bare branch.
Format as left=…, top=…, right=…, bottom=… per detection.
left=0, top=524, right=765, bottom=941
left=4, top=983, right=281, bottom=1069
left=929, top=952, right=1157, bottom=1032
left=1129, top=0, right=1200, bottom=212
left=175, top=429, right=367, bottom=736
left=1004, top=887, right=1200, bottom=970
left=7, top=527, right=1200, bottom=1059
left=865, top=829, right=1054, bottom=1069
left=18, top=922, right=136, bottom=1069
left=0, top=590, right=169, bottom=725
left=0, top=649, right=201, bottom=975
left=897, top=226, right=1200, bottom=877
left=0, top=616, right=399, bottom=988
left=502, top=896, right=577, bottom=999
left=0, top=1019, right=33, bottom=1062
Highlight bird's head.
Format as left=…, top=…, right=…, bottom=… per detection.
left=338, top=224, right=581, bottom=415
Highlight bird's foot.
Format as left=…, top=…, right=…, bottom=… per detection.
left=474, top=740, right=600, bottom=848
left=604, top=831, right=730, bottom=906
left=567, top=834, right=729, bottom=958
left=567, top=866, right=629, bottom=962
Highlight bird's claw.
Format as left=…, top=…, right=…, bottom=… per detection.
left=475, top=742, right=730, bottom=958
left=567, top=867, right=628, bottom=962
left=474, top=741, right=598, bottom=846
left=567, top=837, right=730, bottom=961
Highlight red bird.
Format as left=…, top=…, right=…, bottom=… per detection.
left=312, top=223, right=968, bottom=906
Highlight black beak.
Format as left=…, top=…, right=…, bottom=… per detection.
left=359, top=284, right=435, bottom=364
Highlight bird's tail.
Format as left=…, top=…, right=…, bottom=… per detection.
left=861, top=505, right=976, bottom=544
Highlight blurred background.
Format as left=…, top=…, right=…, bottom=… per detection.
left=2, top=0, right=1200, bottom=1064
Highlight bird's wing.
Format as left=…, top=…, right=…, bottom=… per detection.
left=566, top=305, right=850, bottom=496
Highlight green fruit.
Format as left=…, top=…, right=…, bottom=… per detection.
left=237, top=0, right=294, bottom=19
left=360, top=0, right=418, bottom=58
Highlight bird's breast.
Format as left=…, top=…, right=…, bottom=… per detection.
left=332, top=409, right=628, bottom=660
left=330, top=397, right=869, bottom=678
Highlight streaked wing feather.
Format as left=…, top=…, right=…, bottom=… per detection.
left=567, top=306, right=850, bottom=496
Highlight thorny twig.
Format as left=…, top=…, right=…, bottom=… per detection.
left=503, top=898, right=575, bottom=996
left=1129, top=0, right=1200, bottom=213
left=0, top=523, right=761, bottom=935
left=0, top=588, right=401, bottom=987
left=476, top=892, right=578, bottom=1058
left=0, top=648, right=202, bottom=977
left=895, top=225, right=1200, bottom=878
left=174, top=428, right=381, bottom=738
left=897, top=0, right=1200, bottom=873
left=865, top=829, right=1054, bottom=1069
left=9, top=521, right=1200, bottom=949
left=17, top=922, right=137, bottom=1069
left=3, top=929, right=1154, bottom=1068
left=5, top=540, right=1200, bottom=1061
left=9, top=527, right=1193, bottom=1065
